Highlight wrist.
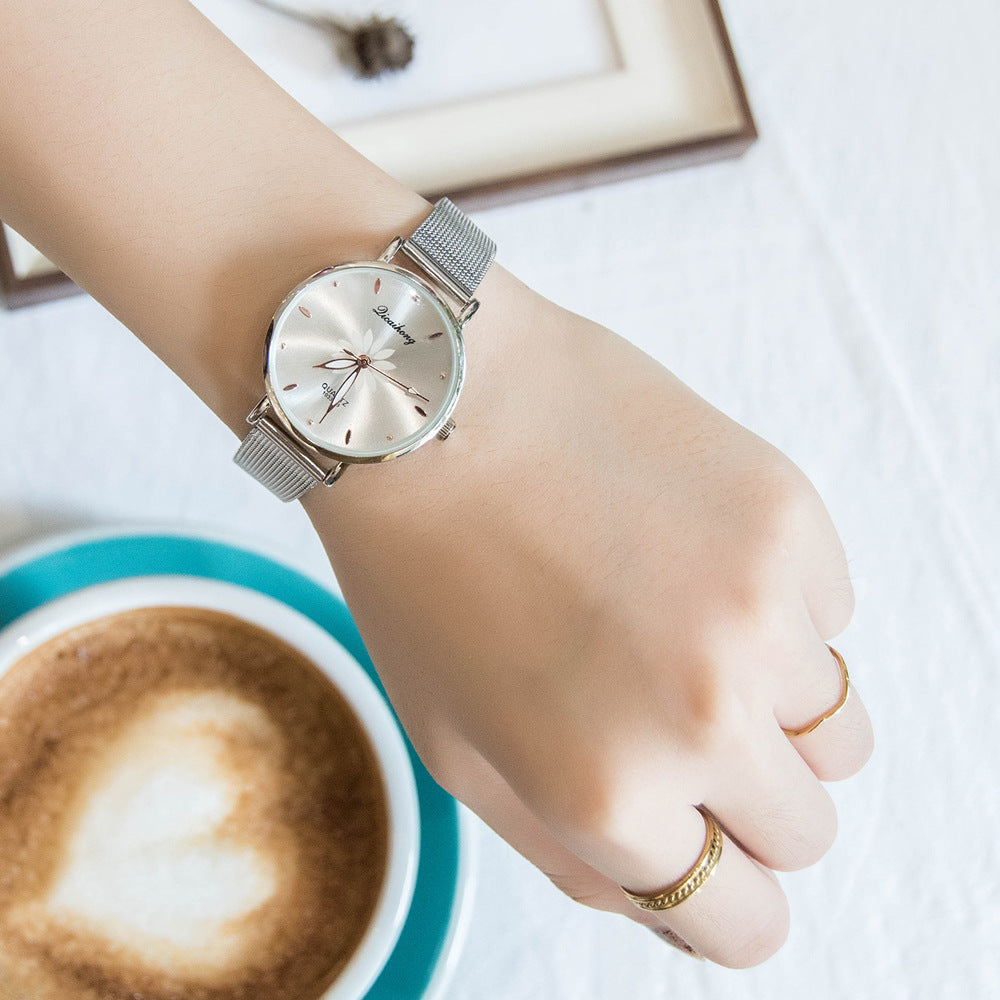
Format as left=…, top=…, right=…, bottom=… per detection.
left=300, top=263, right=562, bottom=522
left=234, top=196, right=523, bottom=507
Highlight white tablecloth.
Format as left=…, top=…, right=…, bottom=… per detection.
left=3, top=1, right=998, bottom=996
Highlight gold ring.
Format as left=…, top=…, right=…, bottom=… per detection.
left=782, top=644, right=851, bottom=738
left=621, top=807, right=723, bottom=911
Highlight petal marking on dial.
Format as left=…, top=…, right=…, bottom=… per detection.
left=283, top=383, right=298, bottom=391
left=429, top=331, right=444, bottom=339
left=415, top=406, right=427, bottom=417
left=345, top=428, right=352, bottom=444
left=374, top=277, right=381, bottom=294
left=298, top=305, right=311, bottom=318
left=370, top=325, right=396, bottom=356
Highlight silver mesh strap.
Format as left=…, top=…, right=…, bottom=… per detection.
left=234, top=421, right=325, bottom=503
left=406, top=197, right=496, bottom=301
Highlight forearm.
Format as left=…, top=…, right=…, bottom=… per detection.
left=0, top=0, right=557, bottom=562
left=0, top=0, right=434, bottom=432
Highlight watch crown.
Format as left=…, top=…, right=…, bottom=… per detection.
left=437, top=418, right=456, bottom=441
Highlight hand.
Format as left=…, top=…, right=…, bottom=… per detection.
left=313, top=357, right=357, bottom=370
left=363, top=363, right=429, bottom=403
left=0, top=0, right=871, bottom=968
left=305, top=269, right=874, bottom=968
left=319, top=366, right=359, bottom=422
left=322, top=347, right=430, bottom=402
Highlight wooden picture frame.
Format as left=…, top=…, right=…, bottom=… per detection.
left=1, top=225, right=77, bottom=309
left=2, top=0, right=755, bottom=308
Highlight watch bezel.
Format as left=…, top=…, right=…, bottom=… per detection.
left=261, top=259, right=466, bottom=465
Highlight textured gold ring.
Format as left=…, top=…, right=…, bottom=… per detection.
left=782, top=644, right=851, bottom=738
left=621, top=807, right=723, bottom=911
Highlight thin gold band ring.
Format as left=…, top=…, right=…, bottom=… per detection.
left=782, top=645, right=851, bottom=738
left=621, top=807, right=723, bottom=911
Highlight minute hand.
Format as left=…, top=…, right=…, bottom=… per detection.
left=367, top=364, right=430, bottom=403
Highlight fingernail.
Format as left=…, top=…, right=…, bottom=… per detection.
left=648, top=925, right=704, bottom=959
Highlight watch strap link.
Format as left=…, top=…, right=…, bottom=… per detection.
left=234, top=420, right=327, bottom=503
left=405, top=197, right=496, bottom=301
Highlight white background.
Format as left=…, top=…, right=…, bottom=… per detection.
left=2, top=0, right=999, bottom=997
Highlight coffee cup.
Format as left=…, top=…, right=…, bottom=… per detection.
left=0, top=575, right=419, bottom=1000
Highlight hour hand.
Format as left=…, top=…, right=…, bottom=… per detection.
left=319, top=367, right=359, bottom=423
left=332, top=367, right=359, bottom=405
left=313, top=355, right=357, bottom=370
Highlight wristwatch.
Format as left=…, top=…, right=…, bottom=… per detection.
left=233, top=198, right=496, bottom=502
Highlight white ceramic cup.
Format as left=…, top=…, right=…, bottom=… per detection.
left=0, top=575, right=419, bottom=1000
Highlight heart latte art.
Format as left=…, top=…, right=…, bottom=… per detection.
left=0, top=608, right=388, bottom=1000
left=18, top=691, right=285, bottom=970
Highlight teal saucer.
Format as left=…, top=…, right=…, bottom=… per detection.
left=0, top=526, right=469, bottom=1000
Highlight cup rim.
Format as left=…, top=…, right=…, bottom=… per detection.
left=0, top=574, right=420, bottom=1000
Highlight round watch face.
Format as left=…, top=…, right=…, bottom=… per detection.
left=264, top=263, right=464, bottom=462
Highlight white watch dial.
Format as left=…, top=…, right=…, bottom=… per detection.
left=265, top=263, right=464, bottom=462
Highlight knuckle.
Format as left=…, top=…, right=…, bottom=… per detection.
left=664, top=639, right=761, bottom=757
left=691, top=575, right=790, bottom=678
left=410, top=731, right=466, bottom=798
left=676, top=683, right=747, bottom=760
left=546, top=757, right=623, bottom=844
left=703, top=564, right=782, bottom=636
left=734, top=462, right=856, bottom=641
left=731, top=469, right=828, bottom=580
left=415, top=747, right=455, bottom=794
left=546, top=871, right=620, bottom=913
left=730, top=461, right=815, bottom=547
left=539, top=748, right=661, bottom=864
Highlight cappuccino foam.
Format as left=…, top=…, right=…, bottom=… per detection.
left=0, top=607, right=389, bottom=1000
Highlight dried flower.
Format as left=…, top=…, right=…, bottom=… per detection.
left=347, top=15, right=414, bottom=78
left=248, top=0, right=415, bottom=79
